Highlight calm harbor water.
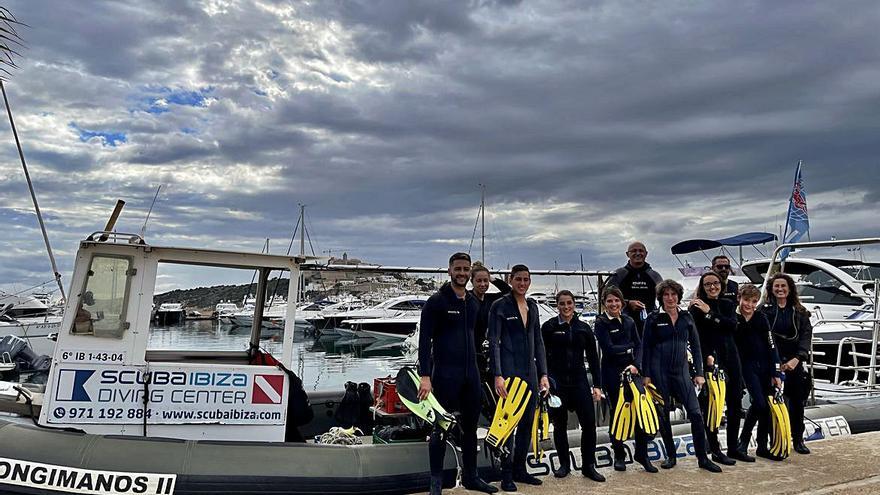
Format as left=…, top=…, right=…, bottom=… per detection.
left=147, top=320, right=413, bottom=393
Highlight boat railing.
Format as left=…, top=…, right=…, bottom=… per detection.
left=807, top=277, right=880, bottom=402
left=86, top=231, right=146, bottom=244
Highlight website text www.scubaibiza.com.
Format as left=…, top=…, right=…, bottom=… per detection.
left=161, top=409, right=282, bottom=421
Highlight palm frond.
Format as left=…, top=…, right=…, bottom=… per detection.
left=0, top=6, right=25, bottom=80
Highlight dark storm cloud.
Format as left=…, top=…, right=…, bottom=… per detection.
left=2, top=0, right=880, bottom=292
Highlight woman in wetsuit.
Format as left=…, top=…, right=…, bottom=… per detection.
left=594, top=286, right=657, bottom=473
left=642, top=279, right=721, bottom=473
left=761, top=272, right=813, bottom=455
left=541, top=290, right=604, bottom=481
left=689, top=271, right=741, bottom=465
left=470, top=263, right=511, bottom=417
left=735, top=283, right=783, bottom=460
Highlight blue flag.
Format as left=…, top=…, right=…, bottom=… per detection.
left=780, top=161, right=809, bottom=260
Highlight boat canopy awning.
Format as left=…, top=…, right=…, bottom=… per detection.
left=671, top=232, right=777, bottom=255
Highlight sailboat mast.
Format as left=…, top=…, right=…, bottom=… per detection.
left=299, top=204, right=306, bottom=256
left=580, top=253, right=586, bottom=296
left=480, top=184, right=485, bottom=264
left=2, top=80, right=66, bottom=301
left=140, top=184, right=162, bottom=239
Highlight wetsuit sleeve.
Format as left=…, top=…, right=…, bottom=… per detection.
left=533, top=310, right=548, bottom=377
left=687, top=315, right=704, bottom=377
left=606, top=269, right=625, bottom=290
left=584, top=324, right=602, bottom=389
left=418, top=296, right=439, bottom=377
left=796, top=310, right=813, bottom=362
left=639, top=314, right=654, bottom=378
left=540, top=320, right=555, bottom=364
left=487, top=300, right=504, bottom=377
left=491, top=278, right=512, bottom=295
left=594, top=318, right=632, bottom=356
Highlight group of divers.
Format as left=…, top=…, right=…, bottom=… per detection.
left=401, top=242, right=812, bottom=494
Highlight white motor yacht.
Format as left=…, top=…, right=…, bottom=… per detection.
left=315, top=295, right=426, bottom=337
left=0, top=294, right=61, bottom=357
left=228, top=296, right=287, bottom=330
left=741, top=257, right=877, bottom=322
left=214, top=301, right=240, bottom=324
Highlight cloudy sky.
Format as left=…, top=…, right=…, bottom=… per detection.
left=1, top=0, right=879, bottom=294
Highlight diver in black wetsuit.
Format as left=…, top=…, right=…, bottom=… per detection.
left=689, top=271, right=741, bottom=465
left=594, top=285, right=657, bottom=474
left=541, top=290, right=604, bottom=482
left=418, top=252, right=497, bottom=495
left=641, top=279, right=721, bottom=473
left=734, top=283, right=783, bottom=461
left=469, top=262, right=511, bottom=419
left=488, top=264, right=549, bottom=492
left=712, top=255, right=739, bottom=304
left=607, top=241, right=663, bottom=335
left=761, top=272, right=813, bottom=456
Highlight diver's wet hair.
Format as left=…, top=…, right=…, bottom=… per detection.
left=602, top=285, right=624, bottom=303
left=448, top=252, right=471, bottom=265
left=555, top=289, right=575, bottom=303
left=510, top=264, right=530, bottom=277
left=656, top=279, right=684, bottom=303
left=738, top=283, right=761, bottom=301
left=470, top=261, right=490, bottom=279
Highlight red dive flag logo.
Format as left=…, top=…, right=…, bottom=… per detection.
left=252, top=374, right=284, bottom=404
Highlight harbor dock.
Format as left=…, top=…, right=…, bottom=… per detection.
left=435, top=431, right=880, bottom=494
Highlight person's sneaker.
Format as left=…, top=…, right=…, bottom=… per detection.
left=512, top=472, right=542, bottom=486
left=553, top=465, right=570, bottom=478
left=500, top=479, right=517, bottom=492
left=698, top=458, right=722, bottom=473
left=634, top=455, right=659, bottom=473
left=711, top=450, right=736, bottom=466
left=660, top=457, right=677, bottom=470
left=613, top=458, right=626, bottom=472
left=729, top=449, right=756, bottom=463
left=461, top=477, right=498, bottom=494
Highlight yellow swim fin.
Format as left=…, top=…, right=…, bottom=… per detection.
left=769, top=388, right=791, bottom=458
left=530, top=395, right=551, bottom=459
left=631, top=377, right=658, bottom=435
left=486, top=376, right=533, bottom=458
left=706, top=367, right=725, bottom=432
left=645, top=382, right=665, bottom=406
left=611, top=371, right=636, bottom=441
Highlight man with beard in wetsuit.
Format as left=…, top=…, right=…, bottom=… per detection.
left=712, top=255, right=739, bottom=304
left=607, top=241, right=663, bottom=336
left=419, top=252, right=497, bottom=495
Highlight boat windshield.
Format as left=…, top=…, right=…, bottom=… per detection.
left=71, top=254, right=133, bottom=338
left=838, top=265, right=880, bottom=282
